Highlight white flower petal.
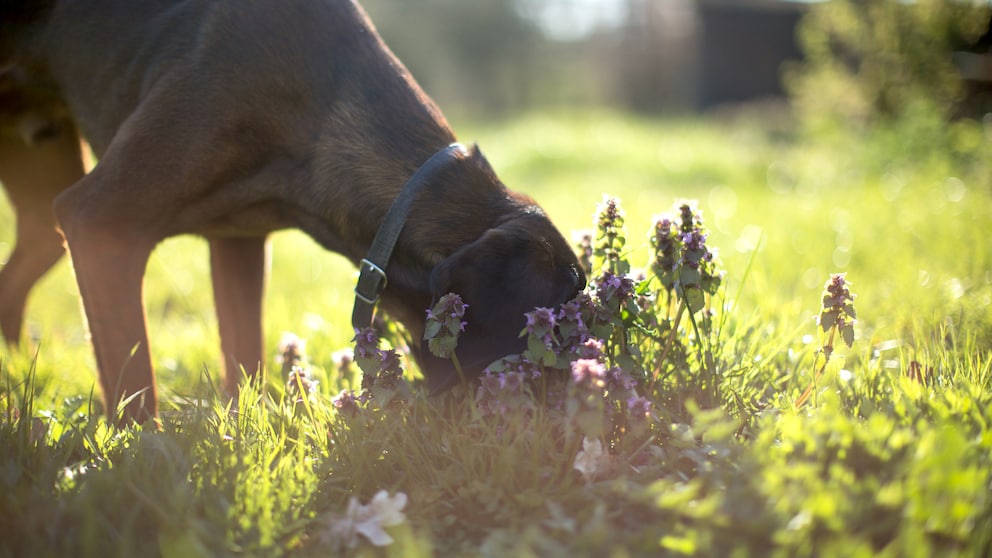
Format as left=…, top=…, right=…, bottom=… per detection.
left=573, top=437, right=608, bottom=481
left=320, top=490, right=407, bottom=548
left=367, top=490, right=408, bottom=526
left=355, top=521, right=395, bottom=547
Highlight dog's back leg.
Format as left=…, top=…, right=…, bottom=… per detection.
left=49, top=112, right=176, bottom=422
left=0, top=120, right=84, bottom=345
left=208, top=236, right=267, bottom=395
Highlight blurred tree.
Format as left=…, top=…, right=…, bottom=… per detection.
left=361, top=0, right=704, bottom=115
left=361, top=0, right=545, bottom=115
left=785, top=0, right=991, bottom=133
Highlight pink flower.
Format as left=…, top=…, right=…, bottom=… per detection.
left=571, top=359, right=606, bottom=389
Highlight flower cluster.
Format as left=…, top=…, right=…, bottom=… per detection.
left=818, top=273, right=857, bottom=350
left=331, top=388, right=366, bottom=418
left=352, top=327, right=410, bottom=407
left=277, top=332, right=307, bottom=376
left=565, top=355, right=642, bottom=440
left=571, top=358, right=607, bottom=390
left=353, top=327, right=381, bottom=373
left=523, top=306, right=559, bottom=366
left=471, top=272, right=651, bottom=444
left=286, top=367, right=319, bottom=403
left=475, top=370, right=535, bottom=418
left=331, top=348, right=356, bottom=378
left=595, top=271, right=636, bottom=315
left=650, top=202, right=723, bottom=313
left=796, top=273, right=859, bottom=409
left=575, top=232, right=594, bottom=278
left=278, top=332, right=318, bottom=403
left=424, top=293, right=468, bottom=359
left=650, top=217, right=679, bottom=290
left=594, top=195, right=630, bottom=276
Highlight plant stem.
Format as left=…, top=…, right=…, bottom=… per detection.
left=451, top=352, right=468, bottom=388
left=649, top=299, right=686, bottom=394
left=794, top=327, right=837, bottom=409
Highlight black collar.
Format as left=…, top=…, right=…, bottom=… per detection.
left=351, top=143, right=469, bottom=330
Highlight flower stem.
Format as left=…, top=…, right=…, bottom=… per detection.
left=649, top=299, right=686, bottom=393
left=794, top=327, right=836, bottom=409
left=451, top=352, right=467, bottom=388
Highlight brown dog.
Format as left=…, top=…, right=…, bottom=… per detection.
left=0, top=0, right=584, bottom=422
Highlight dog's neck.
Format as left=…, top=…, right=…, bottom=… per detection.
left=305, top=127, right=527, bottom=340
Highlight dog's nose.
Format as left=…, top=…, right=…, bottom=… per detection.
left=569, top=264, right=586, bottom=295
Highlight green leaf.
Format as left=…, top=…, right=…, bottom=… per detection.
left=841, top=324, right=855, bottom=347
left=844, top=303, right=857, bottom=319
left=424, top=320, right=443, bottom=340
left=356, top=355, right=380, bottom=375
left=445, top=316, right=463, bottom=335
left=684, top=286, right=705, bottom=314
left=679, top=266, right=702, bottom=287
left=429, top=335, right=457, bottom=358
left=819, top=310, right=836, bottom=332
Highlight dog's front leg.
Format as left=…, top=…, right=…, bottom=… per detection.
left=53, top=171, right=159, bottom=424
left=208, top=236, right=267, bottom=394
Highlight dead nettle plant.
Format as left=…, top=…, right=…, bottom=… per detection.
left=428, top=196, right=729, bottom=464
left=277, top=196, right=731, bottom=473
left=795, top=273, right=857, bottom=409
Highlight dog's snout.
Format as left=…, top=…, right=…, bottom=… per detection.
left=572, top=264, right=586, bottom=293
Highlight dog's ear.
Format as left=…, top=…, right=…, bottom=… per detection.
left=421, top=213, right=584, bottom=392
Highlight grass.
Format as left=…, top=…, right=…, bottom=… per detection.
left=1, top=108, right=991, bottom=556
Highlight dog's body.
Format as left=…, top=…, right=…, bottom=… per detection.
left=0, top=0, right=583, bottom=422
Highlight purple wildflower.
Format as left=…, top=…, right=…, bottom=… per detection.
left=353, top=327, right=379, bottom=361
left=574, top=338, right=605, bottom=360
left=575, top=232, right=594, bottom=278
left=650, top=202, right=724, bottom=312
left=277, top=332, right=308, bottom=377
left=478, top=372, right=502, bottom=397
left=558, top=298, right=583, bottom=324
left=594, top=196, right=629, bottom=276
left=475, top=370, right=533, bottom=418
left=359, top=347, right=411, bottom=407
left=596, top=196, right=624, bottom=232
left=378, top=349, right=403, bottom=378
left=286, top=365, right=318, bottom=403
left=605, top=366, right=637, bottom=395
left=425, top=293, right=469, bottom=359
left=556, top=298, right=590, bottom=348
left=626, top=395, right=654, bottom=421
left=571, top=359, right=607, bottom=389
left=525, top=307, right=557, bottom=343
left=332, top=389, right=364, bottom=417
left=332, top=348, right=355, bottom=376
left=818, top=273, right=857, bottom=348
left=595, top=271, right=636, bottom=308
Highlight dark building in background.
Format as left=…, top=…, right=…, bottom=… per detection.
left=695, top=0, right=806, bottom=109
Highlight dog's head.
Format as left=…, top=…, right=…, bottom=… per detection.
left=422, top=207, right=585, bottom=392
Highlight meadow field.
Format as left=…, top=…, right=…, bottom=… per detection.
left=1, top=109, right=990, bottom=556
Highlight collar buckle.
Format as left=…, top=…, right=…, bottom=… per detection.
left=354, top=258, right=388, bottom=305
